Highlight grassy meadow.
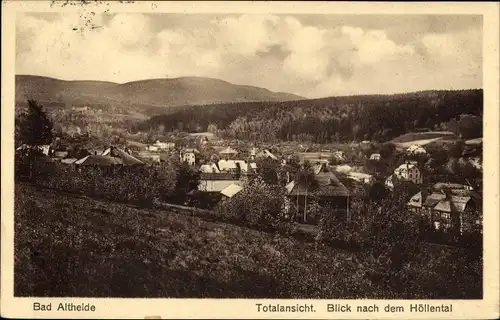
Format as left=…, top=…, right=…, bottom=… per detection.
left=14, top=183, right=482, bottom=299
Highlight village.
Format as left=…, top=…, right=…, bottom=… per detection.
left=16, top=127, right=483, bottom=243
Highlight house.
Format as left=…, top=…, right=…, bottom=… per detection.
left=135, top=151, right=161, bottom=163
left=217, top=159, right=257, bottom=174
left=406, top=190, right=480, bottom=235
left=200, top=136, right=209, bottom=145
left=332, top=151, right=345, bottom=161
left=219, top=147, right=239, bottom=157
left=60, top=158, right=78, bottom=165
left=250, top=147, right=258, bottom=159
left=406, top=144, right=427, bottom=155
left=53, top=150, right=69, bottom=159
left=433, top=182, right=474, bottom=192
left=180, top=148, right=199, bottom=165
left=16, top=144, right=51, bottom=155
left=146, top=145, right=159, bottom=152
left=386, top=162, right=423, bottom=189
left=154, top=141, right=175, bottom=150
left=102, top=146, right=145, bottom=166
left=347, top=172, right=374, bottom=184
left=369, top=153, right=381, bottom=161
left=359, top=141, right=372, bottom=151
left=200, top=163, right=220, bottom=173
left=74, top=155, right=123, bottom=166
left=256, top=149, right=278, bottom=160
left=198, top=173, right=242, bottom=193
left=285, top=164, right=349, bottom=223
left=220, top=183, right=244, bottom=201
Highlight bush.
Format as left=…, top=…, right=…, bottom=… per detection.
left=215, top=177, right=297, bottom=234
left=35, top=162, right=176, bottom=206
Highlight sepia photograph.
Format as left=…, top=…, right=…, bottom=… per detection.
left=2, top=1, right=499, bottom=319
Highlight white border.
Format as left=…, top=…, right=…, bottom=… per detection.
left=2, top=1, right=499, bottom=319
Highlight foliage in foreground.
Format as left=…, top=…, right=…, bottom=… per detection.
left=14, top=184, right=482, bottom=299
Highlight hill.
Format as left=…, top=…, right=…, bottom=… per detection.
left=15, top=183, right=481, bottom=298
left=140, top=89, right=483, bottom=143
left=15, top=75, right=304, bottom=114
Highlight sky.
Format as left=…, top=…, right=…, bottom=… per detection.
left=16, top=13, right=482, bottom=98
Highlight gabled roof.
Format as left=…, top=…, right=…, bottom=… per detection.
left=220, top=184, right=243, bottom=198
left=219, top=147, right=238, bottom=155
left=433, top=182, right=473, bottom=191
left=286, top=171, right=349, bottom=197
left=407, top=144, right=427, bottom=153
left=256, top=149, right=278, bottom=160
left=407, top=191, right=426, bottom=208
left=74, top=155, right=123, bottom=166
left=422, top=193, right=445, bottom=207
left=218, top=159, right=257, bottom=173
left=182, top=148, right=199, bottom=153
left=102, top=147, right=144, bottom=165
left=395, top=163, right=418, bottom=173
left=200, top=163, right=220, bottom=173
left=412, top=191, right=474, bottom=213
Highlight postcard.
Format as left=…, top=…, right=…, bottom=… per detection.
left=1, top=1, right=499, bottom=319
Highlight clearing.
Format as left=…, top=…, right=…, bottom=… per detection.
left=391, top=131, right=459, bottom=148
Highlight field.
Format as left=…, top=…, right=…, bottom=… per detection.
left=14, top=184, right=482, bottom=298
left=391, top=131, right=460, bottom=148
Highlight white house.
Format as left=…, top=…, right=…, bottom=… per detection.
left=218, top=159, right=257, bottom=173
left=146, top=145, right=159, bottom=152
left=369, top=153, right=381, bottom=161
left=180, top=148, right=198, bottom=165
left=200, top=163, right=220, bottom=173
left=386, top=162, right=423, bottom=189
left=332, top=151, right=345, bottom=161
left=154, top=141, right=175, bottom=150
left=256, top=149, right=278, bottom=160
left=219, top=147, right=239, bottom=157
left=348, top=172, right=374, bottom=184
left=16, top=144, right=51, bottom=155
left=406, top=144, right=427, bottom=155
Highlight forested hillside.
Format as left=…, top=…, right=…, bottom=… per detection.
left=139, top=89, right=483, bottom=143
left=16, top=75, right=303, bottom=114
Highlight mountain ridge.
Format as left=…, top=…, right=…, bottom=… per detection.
left=15, top=75, right=305, bottom=112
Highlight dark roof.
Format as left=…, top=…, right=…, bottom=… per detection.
left=288, top=171, right=349, bottom=197
left=105, top=147, right=144, bottom=165
left=75, top=155, right=123, bottom=166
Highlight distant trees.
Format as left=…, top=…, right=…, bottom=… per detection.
left=142, top=89, right=482, bottom=144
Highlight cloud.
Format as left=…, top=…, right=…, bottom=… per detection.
left=16, top=13, right=482, bottom=98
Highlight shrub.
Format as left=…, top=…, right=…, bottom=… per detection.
left=35, top=162, right=176, bottom=206
left=215, top=177, right=297, bottom=234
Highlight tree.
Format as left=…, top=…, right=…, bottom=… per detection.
left=379, top=142, right=396, bottom=159
left=171, top=163, right=200, bottom=204
left=216, top=176, right=296, bottom=234
left=15, top=100, right=54, bottom=180
left=16, top=99, right=53, bottom=146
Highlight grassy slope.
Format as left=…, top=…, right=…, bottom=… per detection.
left=14, top=184, right=481, bottom=298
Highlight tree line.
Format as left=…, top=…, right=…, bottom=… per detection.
left=138, top=89, right=483, bottom=143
